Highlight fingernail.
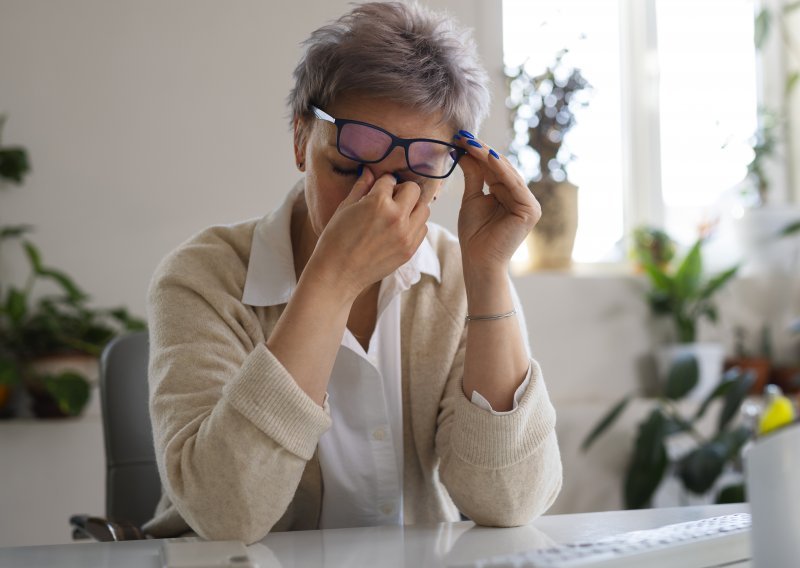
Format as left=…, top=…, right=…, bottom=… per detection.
left=467, top=139, right=482, bottom=149
left=453, top=134, right=462, bottom=141
left=489, top=148, right=500, bottom=159
left=459, top=130, right=475, bottom=139
left=357, top=164, right=364, bottom=176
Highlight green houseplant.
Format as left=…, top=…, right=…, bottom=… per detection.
left=506, top=49, right=591, bottom=269
left=582, top=354, right=756, bottom=509
left=0, top=115, right=146, bottom=417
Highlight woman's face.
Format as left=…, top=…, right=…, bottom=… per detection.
left=294, top=93, right=456, bottom=238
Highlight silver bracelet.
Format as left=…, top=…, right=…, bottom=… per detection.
left=465, top=309, right=517, bottom=322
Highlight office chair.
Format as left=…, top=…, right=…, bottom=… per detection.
left=70, top=331, right=161, bottom=541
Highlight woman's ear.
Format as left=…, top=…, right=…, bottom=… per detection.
left=293, top=117, right=310, bottom=172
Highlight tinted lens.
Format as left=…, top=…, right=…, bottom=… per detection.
left=338, top=123, right=392, bottom=162
left=408, top=141, right=459, bottom=178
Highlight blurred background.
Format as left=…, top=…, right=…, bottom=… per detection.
left=1, top=0, right=799, bottom=547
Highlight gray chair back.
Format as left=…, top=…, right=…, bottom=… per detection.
left=99, top=332, right=161, bottom=527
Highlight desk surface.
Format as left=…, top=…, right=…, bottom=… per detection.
left=0, top=503, right=749, bottom=568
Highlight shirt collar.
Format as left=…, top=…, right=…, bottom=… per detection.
left=242, top=181, right=441, bottom=307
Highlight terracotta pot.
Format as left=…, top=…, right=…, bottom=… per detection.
left=0, top=384, right=12, bottom=418
left=527, top=179, right=578, bottom=270
left=771, top=366, right=800, bottom=394
left=724, top=357, right=771, bottom=395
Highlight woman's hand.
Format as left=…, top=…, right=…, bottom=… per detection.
left=309, top=169, right=432, bottom=299
left=454, top=132, right=541, bottom=275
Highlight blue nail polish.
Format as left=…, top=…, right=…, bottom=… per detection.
left=392, top=173, right=402, bottom=182
left=357, top=164, right=364, bottom=176
left=459, top=130, right=475, bottom=139
left=489, top=148, right=500, bottom=159
left=453, top=134, right=462, bottom=141
left=467, top=139, right=482, bottom=149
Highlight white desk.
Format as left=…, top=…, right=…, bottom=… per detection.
left=0, top=503, right=749, bottom=568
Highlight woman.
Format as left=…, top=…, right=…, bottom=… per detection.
left=143, top=1, right=562, bottom=544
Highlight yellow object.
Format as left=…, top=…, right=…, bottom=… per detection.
left=758, top=388, right=797, bottom=436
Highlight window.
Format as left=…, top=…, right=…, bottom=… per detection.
left=503, top=0, right=759, bottom=263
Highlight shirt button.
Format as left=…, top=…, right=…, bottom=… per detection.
left=372, top=428, right=386, bottom=441
left=380, top=503, right=395, bottom=516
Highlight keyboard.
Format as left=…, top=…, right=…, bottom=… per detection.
left=454, top=513, right=751, bottom=568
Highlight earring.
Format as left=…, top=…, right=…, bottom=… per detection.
left=297, top=161, right=305, bottom=171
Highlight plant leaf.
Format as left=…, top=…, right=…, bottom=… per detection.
left=642, top=262, right=673, bottom=293
left=0, top=224, right=34, bottom=240
left=581, top=395, right=631, bottom=451
left=0, top=357, right=20, bottom=386
left=42, top=371, right=91, bottom=416
left=718, top=369, right=756, bottom=432
left=755, top=8, right=771, bottom=49
left=693, top=367, right=741, bottom=421
left=624, top=409, right=668, bottom=509
left=38, top=268, right=87, bottom=303
left=716, top=484, right=746, bottom=504
left=698, top=266, right=739, bottom=301
left=783, top=1, right=800, bottom=14
left=664, top=353, right=699, bottom=400
left=786, top=72, right=800, bottom=96
left=22, top=240, right=43, bottom=273
left=677, top=444, right=726, bottom=494
left=778, top=219, right=800, bottom=237
left=674, top=239, right=703, bottom=300
left=0, top=147, right=31, bottom=184
left=5, top=287, right=27, bottom=324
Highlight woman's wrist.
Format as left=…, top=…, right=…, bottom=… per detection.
left=462, top=263, right=514, bottom=314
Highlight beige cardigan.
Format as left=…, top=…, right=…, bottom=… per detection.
left=142, top=214, right=562, bottom=544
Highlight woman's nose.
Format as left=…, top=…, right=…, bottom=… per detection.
left=363, top=146, right=407, bottom=180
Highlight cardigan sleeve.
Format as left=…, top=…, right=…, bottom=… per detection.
left=145, top=237, right=330, bottom=544
left=434, top=304, right=563, bottom=527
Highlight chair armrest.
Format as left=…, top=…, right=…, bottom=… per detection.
left=70, top=514, right=147, bottom=542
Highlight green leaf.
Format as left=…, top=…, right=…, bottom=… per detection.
left=698, top=266, right=739, bottom=301
left=778, top=219, right=800, bottom=237
left=716, top=484, right=746, bottom=504
left=755, top=8, right=771, bottom=49
left=718, top=369, right=756, bottom=432
left=677, top=444, right=726, bottom=494
left=38, top=268, right=87, bottom=303
left=674, top=240, right=703, bottom=301
left=642, top=262, right=673, bottom=293
left=581, top=395, right=631, bottom=451
left=22, top=240, right=43, bottom=273
left=664, top=353, right=699, bottom=399
left=0, top=357, right=20, bottom=386
left=0, top=147, right=31, bottom=184
left=624, top=409, right=668, bottom=509
left=783, top=1, right=800, bottom=14
left=42, top=371, right=90, bottom=416
left=0, top=224, right=34, bottom=240
left=693, top=368, right=741, bottom=421
left=786, top=72, right=800, bottom=96
left=5, top=287, right=27, bottom=324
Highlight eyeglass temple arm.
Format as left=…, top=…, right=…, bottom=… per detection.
left=311, top=106, right=335, bottom=124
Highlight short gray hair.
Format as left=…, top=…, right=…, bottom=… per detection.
left=288, top=1, right=490, bottom=133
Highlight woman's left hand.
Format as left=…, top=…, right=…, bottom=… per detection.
left=454, top=132, right=541, bottom=274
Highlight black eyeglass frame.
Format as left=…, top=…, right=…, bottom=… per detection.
left=311, top=105, right=466, bottom=179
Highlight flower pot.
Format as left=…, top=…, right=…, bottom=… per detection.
left=527, top=179, right=578, bottom=270
left=732, top=205, right=800, bottom=275
left=771, top=365, right=800, bottom=394
left=23, top=354, right=97, bottom=418
left=724, top=357, right=771, bottom=395
left=655, top=343, right=725, bottom=402
left=0, top=384, right=13, bottom=418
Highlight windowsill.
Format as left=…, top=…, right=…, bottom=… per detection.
left=512, top=261, right=639, bottom=278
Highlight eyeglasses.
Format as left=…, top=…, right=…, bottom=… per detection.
left=311, top=106, right=466, bottom=179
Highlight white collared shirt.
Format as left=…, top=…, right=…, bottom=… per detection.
left=242, top=186, right=529, bottom=529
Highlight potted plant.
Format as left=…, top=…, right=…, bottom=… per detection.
left=0, top=115, right=146, bottom=418
left=732, top=5, right=800, bottom=274
left=582, top=354, right=756, bottom=509
left=641, top=233, right=739, bottom=401
left=506, top=49, right=592, bottom=270
left=630, top=226, right=676, bottom=273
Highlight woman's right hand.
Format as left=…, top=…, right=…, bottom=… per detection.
left=308, top=169, right=433, bottom=299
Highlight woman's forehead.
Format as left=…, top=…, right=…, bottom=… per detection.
left=326, top=93, right=455, bottom=140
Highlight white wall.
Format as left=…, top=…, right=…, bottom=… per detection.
left=0, top=0, right=505, bottom=317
